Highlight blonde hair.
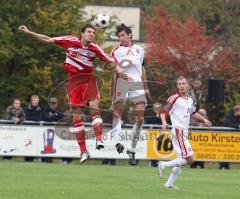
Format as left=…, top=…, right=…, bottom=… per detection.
left=176, top=76, right=187, bottom=83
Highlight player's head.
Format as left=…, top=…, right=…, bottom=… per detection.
left=31, top=95, right=40, bottom=107
left=176, top=76, right=189, bottom=94
left=12, top=98, right=21, bottom=109
left=80, top=24, right=96, bottom=42
left=115, top=24, right=133, bottom=46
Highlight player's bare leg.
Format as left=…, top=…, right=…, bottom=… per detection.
left=186, top=155, right=194, bottom=165
left=112, top=100, right=125, bottom=153
left=89, top=98, right=104, bottom=150
left=127, top=101, right=145, bottom=165
left=72, top=107, right=90, bottom=163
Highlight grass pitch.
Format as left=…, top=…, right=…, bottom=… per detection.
left=0, top=161, right=239, bottom=199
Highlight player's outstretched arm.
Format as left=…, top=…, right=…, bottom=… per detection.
left=18, top=25, right=51, bottom=43
left=192, top=112, right=212, bottom=127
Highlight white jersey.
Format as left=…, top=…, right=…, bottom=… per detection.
left=111, top=44, right=144, bottom=81
left=161, top=93, right=196, bottom=130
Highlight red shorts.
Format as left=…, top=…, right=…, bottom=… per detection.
left=65, top=73, right=99, bottom=107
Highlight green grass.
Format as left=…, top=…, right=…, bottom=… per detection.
left=0, top=161, right=239, bottom=199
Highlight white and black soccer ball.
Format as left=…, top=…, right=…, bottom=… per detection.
left=94, top=13, right=110, bottom=28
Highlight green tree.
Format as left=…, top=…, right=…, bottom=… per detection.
left=0, top=0, right=113, bottom=115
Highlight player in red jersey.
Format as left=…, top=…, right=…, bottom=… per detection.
left=19, top=24, right=125, bottom=163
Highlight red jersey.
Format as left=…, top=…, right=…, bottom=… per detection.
left=50, top=35, right=113, bottom=77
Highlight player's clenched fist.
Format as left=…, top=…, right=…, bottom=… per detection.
left=203, top=118, right=212, bottom=127
left=18, top=25, right=29, bottom=33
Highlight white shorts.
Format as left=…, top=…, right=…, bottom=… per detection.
left=113, top=77, right=147, bottom=104
left=171, top=128, right=193, bottom=158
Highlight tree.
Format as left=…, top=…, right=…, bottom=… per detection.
left=0, top=0, right=113, bottom=115
left=144, top=0, right=240, bottom=49
left=144, top=8, right=240, bottom=104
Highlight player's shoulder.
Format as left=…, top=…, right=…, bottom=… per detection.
left=90, top=42, right=104, bottom=51
left=111, top=45, right=121, bottom=55
left=133, top=44, right=144, bottom=51
left=133, top=44, right=143, bottom=49
left=188, top=95, right=195, bottom=103
left=167, top=93, right=180, bottom=102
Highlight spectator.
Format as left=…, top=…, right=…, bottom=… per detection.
left=145, top=103, right=162, bottom=167
left=145, top=102, right=162, bottom=125
left=42, top=97, right=64, bottom=122
left=25, top=95, right=42, bottom=121
left=191, top=108, right=209, bottom=127
left=190, top=108, right=208, bottom=168
left=41, top=97, right=64, bottom=163
left=224, top=105, right=240, bottom=129
left=3, top=98, right=25, bottom=160
left=24, top=95, right=42, bottom=162
left=5, top=99, right=25, bottom=124
left=219, top=105, right=240, bottom=170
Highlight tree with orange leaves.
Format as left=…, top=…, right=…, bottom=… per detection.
left=144, top=8, right=240, bottom=101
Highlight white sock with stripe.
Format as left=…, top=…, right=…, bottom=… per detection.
left=112, top=117, right=121, bottom=143
left=129, top=123, right=142, bottom=152
left=165, top=167, right=182, bottom=186
left=162, top=158, right=187, bottom=168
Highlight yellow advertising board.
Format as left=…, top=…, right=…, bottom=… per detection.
left=147, top=130, right=240, bottom=162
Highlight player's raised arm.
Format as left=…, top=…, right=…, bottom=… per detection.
left=18, top=25, right=51, bottom=43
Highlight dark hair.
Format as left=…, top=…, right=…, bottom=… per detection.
left=80, top=24, right=96, bottom=33
left=115, top=24, right=132, bottom=36
left=13, top=98, right=20, bottom=103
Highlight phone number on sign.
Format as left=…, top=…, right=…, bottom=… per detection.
left=196, top=153, right=216, bottom=159
left=222, top=154, right=240, bottom=160
left=196, top=153, right=240, bottom=160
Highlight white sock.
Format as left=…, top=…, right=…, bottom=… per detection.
left=112, top=118, right=121, bottom=143
left=166, top=167, right=182, bottom=186
left=129, top=123, right=142, bottom=152
left=162, top=158, right=187, bottom=168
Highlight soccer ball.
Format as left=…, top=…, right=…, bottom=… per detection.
left=94, top=13, right=110, bottom=28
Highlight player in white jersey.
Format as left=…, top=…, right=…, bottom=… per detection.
left=158, top=76, right=212, bottom=189
left=111, top=24, right=151, bottom=165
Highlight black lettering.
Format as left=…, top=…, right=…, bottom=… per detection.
left=212, top=134, right=218, bottom=142
left=157, top=135, right=164, bottom=151
left=163, top=138, right=173, bottom=151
